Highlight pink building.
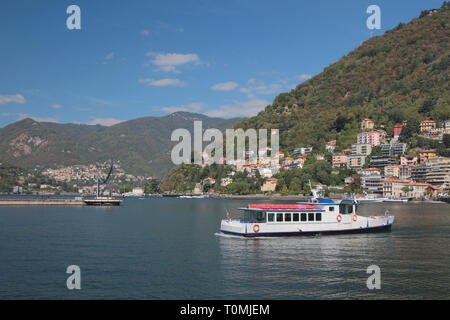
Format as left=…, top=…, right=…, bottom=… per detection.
left=332, top=154, right=348, bottom=168
left=393, top=124, right=403, bottom=138
left=357, top=131, right=381, bottom=147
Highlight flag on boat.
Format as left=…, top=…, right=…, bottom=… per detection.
left=226, top=208, right=231, bottom=222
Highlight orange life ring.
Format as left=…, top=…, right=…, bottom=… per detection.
left=352, top=214, right=357, bottom=222
left=336, top=214, right=342, bottom=222
left=253, top=224, right=260, bottom=232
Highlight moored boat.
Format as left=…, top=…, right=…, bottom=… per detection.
left=383, top=197, right=408, bottom=203
left=220, top=198, right=394, bottom=238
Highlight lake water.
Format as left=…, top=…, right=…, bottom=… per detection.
left=0, top=197, right=449, bottom=299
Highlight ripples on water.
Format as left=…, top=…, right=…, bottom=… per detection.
left=0, top=197, right=448, bottom=299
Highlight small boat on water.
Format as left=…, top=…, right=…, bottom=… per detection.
left=383, top=197, right=408, bottom=203
left=354, top=194, right=386, bottom=203
left=219, top=198, right=394, bottom=238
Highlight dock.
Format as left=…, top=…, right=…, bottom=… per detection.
left=0, top=199, right=86, bottom=206
left=0, top=197, right=123, bottom=206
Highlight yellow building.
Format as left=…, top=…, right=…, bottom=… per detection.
left=420, top=120, right=436, bottom=132
left=261, top=178, right=278, bottom=192
left=384, top=165, right=400, bottom=178
left=419, top=150, right=436, bottom=163
left=361, top=118, right=375, bottom=130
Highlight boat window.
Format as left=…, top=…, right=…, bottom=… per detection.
left=316, top=213, right=322, bottom=221
left=268, top=213, right=274, bottom=222
left=339, top=204, right=353, bottom=214
left=329, top=206, right=334, bottom=212
left=285, top=213, right=292, bottom=222
left=293, top=213, right=299, bottom=222
left=308, top=213, right=315, bottom=221
left=276, top=213, right=283, bottom=222
left=244, top=210, right=266, bottom=223
left=301, top=213, right=307, bottom=222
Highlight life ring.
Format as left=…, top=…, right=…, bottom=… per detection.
left=352, top=214, right=357, bottom=222
left=336, top=214, right=342, bottom=222
left=253, top=224, right=260, bottom=233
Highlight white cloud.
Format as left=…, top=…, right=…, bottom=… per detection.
left=51, top=104, right=63, bottom=109
left=298, top=74, right=312, bottom=81
left=205, top=99, right=269, bottom=118
left=157, top=102, right=204, bottom=114
left=0, top=94, right=26, bottom=105
left=240, top=79, right=283, bottom=98
left=139, top=78, right=188, bottom=87
left=86, top=117, right=124, bottom=126
left=146, top=53, right=201, bottom=73
left=105, top=52, right=115, bottom=60
left=211, top=81, right=238, bottom=91
left=16, top=113, right=59, bottom=123
left=141, top=29, right=150, bottom=36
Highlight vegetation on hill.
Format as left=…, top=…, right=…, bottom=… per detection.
left=236, top=2, right=450, bottom=154
left=0, top=112, right=243, bottom=178
left=0, top=162, right=74, bottom=193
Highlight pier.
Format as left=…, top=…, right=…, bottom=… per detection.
left=0, top=199, right=86, bottom=206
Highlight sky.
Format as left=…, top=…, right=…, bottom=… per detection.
left=0, top=0, right=445, bottom=127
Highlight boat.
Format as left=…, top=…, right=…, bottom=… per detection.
left=354, top=194, right=386, bottom=203
left=219, top=198, right=394, bottom=238
left=83, top=196, right=123, bottom=206
left=383, top=197, right=408, bottom=203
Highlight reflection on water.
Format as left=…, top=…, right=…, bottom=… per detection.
left=0, top=197, right=448, bottom=299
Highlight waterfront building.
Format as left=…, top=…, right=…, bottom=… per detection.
left=361, top=118, right=375, bottom=130
left=382, top=178, right=411, bottom=197
left=220, top=177, right=233, bottom=187
left=351, top=143, right=372, bottom=156
left=407, top=182, right=433, bottom=199
left=362, top=175, right=383, bottom=194
left=261, top=178, right=278, bottom=192
left=132, top=187, right=144, bottom=196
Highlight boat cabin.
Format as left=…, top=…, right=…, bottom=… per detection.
left=238, top=199, right=357, bottom=224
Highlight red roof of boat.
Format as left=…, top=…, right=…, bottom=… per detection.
left=248, top=204, right=315, bottom=210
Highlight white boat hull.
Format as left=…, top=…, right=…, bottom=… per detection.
left=220, top=214, right=394, bottom=237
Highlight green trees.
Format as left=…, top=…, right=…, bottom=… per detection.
left=234, top=4, right=450, bottom=155
left=144, top=179, right=161, bottom=194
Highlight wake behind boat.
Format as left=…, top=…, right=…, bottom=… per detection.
left=220, top=198, right=394, bottom=238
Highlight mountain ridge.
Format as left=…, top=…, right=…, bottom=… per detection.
left=0, top=112, right=244, bottom=178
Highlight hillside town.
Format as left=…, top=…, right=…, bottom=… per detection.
left=195, top=118, right=450, bottom=200
left=3, top=119, right=449, bottom=200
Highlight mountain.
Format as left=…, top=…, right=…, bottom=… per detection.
left=0, top=112, right=243, bottom=178
left=236, top=2, right=450, bottom=153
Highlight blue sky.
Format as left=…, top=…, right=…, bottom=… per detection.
left=0, top=0, right=444, bottom=127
